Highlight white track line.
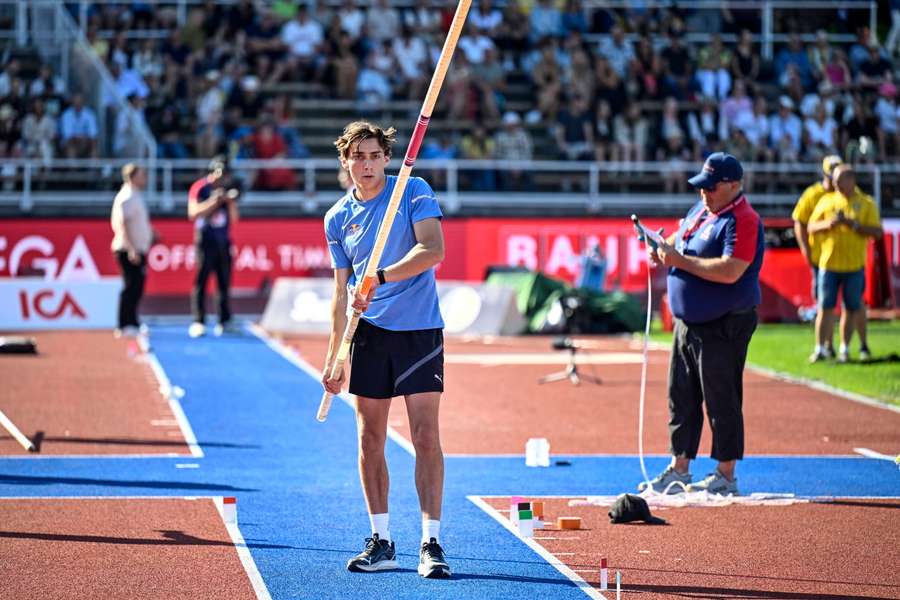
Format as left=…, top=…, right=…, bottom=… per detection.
left=0, top=495, right=215, bottom=500
left=747, top=364, right=900, bottom=414
left=635, top=336, right=899, bottom=413
left=446, top=352, right=643, bottom=365
left=445, top=453, right=869, bottom=459
left=144, top=344, right=203, bottom=458
left=467, top=495, right=607, bottom=600
left=853, top=447, right=899, bottom=461
left=215, top=496, right=273, bottom=600
left=0, top=452, right=192, bottom=460
left=245, top=323, right=417, bottom=457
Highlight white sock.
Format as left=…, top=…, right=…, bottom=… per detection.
left=839, top=343, right=848, bottom=354
left=369, top=513, right=390, bottom=543
left=422, top=518, right=440, bottom=544
left=815, top=344, right=824, bottom=353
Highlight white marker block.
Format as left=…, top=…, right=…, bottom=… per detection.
left=223, top=497, right=237, bottom=524
left=518, top=517, right=533, bottom=538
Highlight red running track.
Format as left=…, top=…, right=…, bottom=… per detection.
left=0, top=331, right=190, bottom=456
left=0, top=497, right=256, bottom=599
left=283, top=334, right=900, bottom=457
left=483, top=496, right=900, bottom=600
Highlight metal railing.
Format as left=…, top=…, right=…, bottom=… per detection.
left=1, top=158, right=897, bottom=217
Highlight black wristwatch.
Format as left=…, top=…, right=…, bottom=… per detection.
left=376, top=268, right=387, bottom=285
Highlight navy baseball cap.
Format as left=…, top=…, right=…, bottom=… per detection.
left=688, top=152, right=744, bottom=190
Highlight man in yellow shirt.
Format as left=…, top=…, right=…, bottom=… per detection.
left=807, top=165, right=883, bottom=363
left=792, top=154, right=841, bottom=361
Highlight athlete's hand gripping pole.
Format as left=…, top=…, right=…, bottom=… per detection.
left=316, top=0, right=472, bottom=422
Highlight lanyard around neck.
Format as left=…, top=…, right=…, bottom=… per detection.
left=681, top=194, right=745, bottom=242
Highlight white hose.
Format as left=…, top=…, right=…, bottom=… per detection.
left=637, top=240, right=689, bottom=498
left=638, top=264, right=653, bottom=489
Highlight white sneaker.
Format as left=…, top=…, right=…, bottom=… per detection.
left=188, top=322, right=206, bottom=338
left=687, top=470, right=739, bottom=495
left=637, top=465, right=692, bottom=494
left=214, top=321, right=240, bottom=336
left=114, top=326, right=140, bottom=338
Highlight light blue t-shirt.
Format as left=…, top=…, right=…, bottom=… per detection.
left=324, top=175, right=444, bottom=331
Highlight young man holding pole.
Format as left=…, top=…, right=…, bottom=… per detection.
left=322, top=121, right=450, bottom=578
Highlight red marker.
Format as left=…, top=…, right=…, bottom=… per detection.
left=600, top=557, right=608, bottom=591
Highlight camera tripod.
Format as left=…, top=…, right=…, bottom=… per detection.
left=538, top=338, right=603, bottom=386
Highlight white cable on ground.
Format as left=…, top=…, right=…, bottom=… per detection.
left=571, top=492, right=806, bottom=508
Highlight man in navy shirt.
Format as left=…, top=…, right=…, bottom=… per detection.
left=322, top=121, right=450, bottom=578
left=187, top=157, right=241, bottom=337
left=640, top=152, right=763, bottom=496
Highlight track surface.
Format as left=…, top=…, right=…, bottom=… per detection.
left=0, top=331, right=189, bottom=456
left=1, top=324, right=898, bottom=599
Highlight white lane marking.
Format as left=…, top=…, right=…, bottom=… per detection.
left=215, top=496, right=273, bottom=600
left=634, top=334, right=899, bottom=413
left=853, top=447, right=898, bottom=461
left=446, top=352, right=643, bottom=365
left=468, top=495, right=608, bottom=600
left=0, top=453, right=189, bottom=460
left=144, top=346, right=203, bottom=458
left=747, top=364, right=900, bottom=414
left=245, top=324, right=416, bottom=457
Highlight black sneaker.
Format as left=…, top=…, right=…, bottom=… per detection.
left=346, top=534, right=398, bottom=572
left=418, top=537, right=451, bottom=578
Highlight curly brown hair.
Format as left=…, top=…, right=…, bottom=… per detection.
left=333, top=121, right=397, bottom=159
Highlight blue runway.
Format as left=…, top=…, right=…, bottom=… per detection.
left=2, top=323, right=898, bottom=599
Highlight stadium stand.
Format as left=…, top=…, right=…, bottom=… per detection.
left=0, top=0, right=897, bottom=216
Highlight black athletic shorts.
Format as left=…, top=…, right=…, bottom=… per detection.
left=348, top=318, right=444, bottom=399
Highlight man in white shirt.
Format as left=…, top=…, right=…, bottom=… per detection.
left=60, top=93, right=98, bottom=158
left=281, top=5, right=324, bottom=80
left=110, top=163, right=154, bottom=337
left=337, top=0, right=365, bottom=41
left=458, top=25, right=496, bottom=66
left=769, top=96, right=803, bottom=161
left=366, top=0, right=400, bottom=43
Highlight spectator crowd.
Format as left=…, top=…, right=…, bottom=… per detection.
left=1, top=1, right=898, bottom=192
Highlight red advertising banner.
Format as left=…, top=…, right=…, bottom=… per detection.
left=2, top=217, right=897, bottom=308
left=468, top=217, right=678, bottom=291
left=0, top=218, right=333, bottom=295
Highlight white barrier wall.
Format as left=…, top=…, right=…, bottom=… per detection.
left=0, top=277, right=123, bottom=330
left=260, top=278, right=526, bottom=337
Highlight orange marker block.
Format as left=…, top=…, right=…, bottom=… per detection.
left=557, top=516, right=581, bottom=530
left=531, top=501, right=545, bottom=519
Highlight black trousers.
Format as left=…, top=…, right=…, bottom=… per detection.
left=192, top=239, right=232, bottom=324
left=667, top=309, right=757, bottom=462
left=115, top=250, right=146, bottom=329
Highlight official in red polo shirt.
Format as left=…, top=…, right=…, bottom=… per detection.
left=639, top=152, right=764, bottom=496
